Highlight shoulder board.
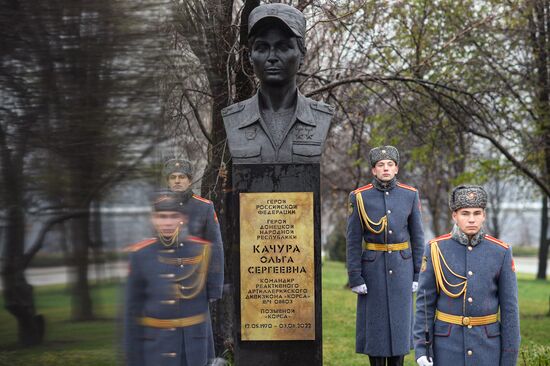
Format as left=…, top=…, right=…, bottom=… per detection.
left=192, top=194, right=212, bottom=204
left=397, top=182, right=417, bottom=192
left=485, top=234, right=509, bottom=249
left=429, top=233, right=452, bottom=245
left=353, top=183, right=373, bottom=194
left=124, top=238, right=156, bottom=252
left=187, top=236, right=211, bottom=245
left=221, top=103, right=245, bottom=117
left=310, top=101, right=335, bottom=114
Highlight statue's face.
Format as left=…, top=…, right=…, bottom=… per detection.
left=250, top=26, right=303, bottom=86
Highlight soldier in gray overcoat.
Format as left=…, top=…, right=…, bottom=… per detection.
left=124, top=190, right=224, bottom=366
left=346, top=146, right=425, bottom=366
left=414, top=185, right=520, bottom=366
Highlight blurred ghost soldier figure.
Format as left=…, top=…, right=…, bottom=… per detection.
left=124, top=190, right=224, bottom=366
left=346, top=146, right=425, bottom=366
left=414, top=185, right=520, bottom=366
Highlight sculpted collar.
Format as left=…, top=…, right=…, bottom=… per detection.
left=237, top=90, right=317, bottom=129
left=451, top=224, right=485, bottom=247
left=372, top=177, right=397, bottom=192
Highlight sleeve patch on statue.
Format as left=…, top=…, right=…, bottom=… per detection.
left=421, top=256, right=427, bottom=272
left=348, top=200, right=354, bottom=215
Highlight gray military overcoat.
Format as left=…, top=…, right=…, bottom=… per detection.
left=346, top=180, right=425, bottom=356
left=414, top=233, right=520, bottom=366
left=124, top=195, right=224, bottom=366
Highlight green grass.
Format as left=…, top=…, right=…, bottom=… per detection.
left=512, top=246, right=539, bottom=258
left=1, top=262, right=549, bottom=365
left=0, top=282, right=124, bottom=366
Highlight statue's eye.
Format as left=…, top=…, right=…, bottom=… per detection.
left=254, top=43, right=268, bottom=52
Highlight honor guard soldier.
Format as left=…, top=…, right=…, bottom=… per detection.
left=346, top=146, right=425, bottom=366
left=222, top=3, right=334, bottom=164
left=414, top=185, right=520, bottom=366
left=124, top=190, right=224, bottom=366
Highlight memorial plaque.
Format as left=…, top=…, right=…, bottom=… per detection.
left=240, top=192, right=315, bottom=341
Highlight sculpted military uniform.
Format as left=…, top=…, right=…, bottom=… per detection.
left=222, top=91, right=333, bottom=164
left=414, top=186, right=520, bottom=366
left=346, top=179, right=425, bottom=357
left=124, top=194, right=224, bottom=366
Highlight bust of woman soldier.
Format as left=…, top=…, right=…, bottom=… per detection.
left=222, top=3, right=334, bottom=164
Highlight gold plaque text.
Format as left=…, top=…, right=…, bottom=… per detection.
left=240, top=192, right=315, bottom=341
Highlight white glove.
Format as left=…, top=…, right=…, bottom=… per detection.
left=412, top=281, right=419, bottom=293
left=351, top=284, right=367, bottom=295
left=417, top=356, right=433, bottom=366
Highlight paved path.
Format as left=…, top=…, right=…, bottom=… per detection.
left=0, top=257, right=548, bottom=290
left=513, top=256, right=547, bottom=275
left=0, top=261, right=129, bottom=290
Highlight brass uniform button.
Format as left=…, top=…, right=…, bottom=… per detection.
left=467, top=350, right=473, bottom=356
left=468, top=270, right=473, bottom=276
left=468, top=297, right=473, bottom=303
left=468, top=246, right=473, bottom=251
left=462, top=317, right=471, bottom=326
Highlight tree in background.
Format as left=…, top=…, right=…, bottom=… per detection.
left=0, top=0, right=165, bottom=343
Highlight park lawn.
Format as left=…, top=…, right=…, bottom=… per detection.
left=0, top=262, right=549, bottom=365
left=0, top=282, right=125, bottom=366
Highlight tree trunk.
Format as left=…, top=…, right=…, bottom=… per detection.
left=537, top=195, right=549, bottom=280
left=1, top=207, right=44, bottom=346
left=70, top=210, right=95, bottom=320
left=206, top=1, right=260, bottom=355
left=530, top=0, right=550, bottom=280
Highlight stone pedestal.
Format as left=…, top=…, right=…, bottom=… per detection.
left=231, top=164, right=322, bottom=365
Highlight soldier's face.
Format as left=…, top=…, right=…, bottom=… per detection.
left=452, top=208, right=486, bottom=236
left=151, top=211, right=187, bottom=237
left=249, top=26, right=303, bottom=86
left=168, top=173, right=191, bottom=192
left=371, top=160, right=398, bottom=181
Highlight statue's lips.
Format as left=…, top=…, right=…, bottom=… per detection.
left=265, top=68, right=282, bottom=73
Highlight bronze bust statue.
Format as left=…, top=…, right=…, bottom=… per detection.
left=222, top=3, right=334, bottom=164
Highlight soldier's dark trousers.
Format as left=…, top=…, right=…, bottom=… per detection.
left=368, top=356, right=404, bottom=366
